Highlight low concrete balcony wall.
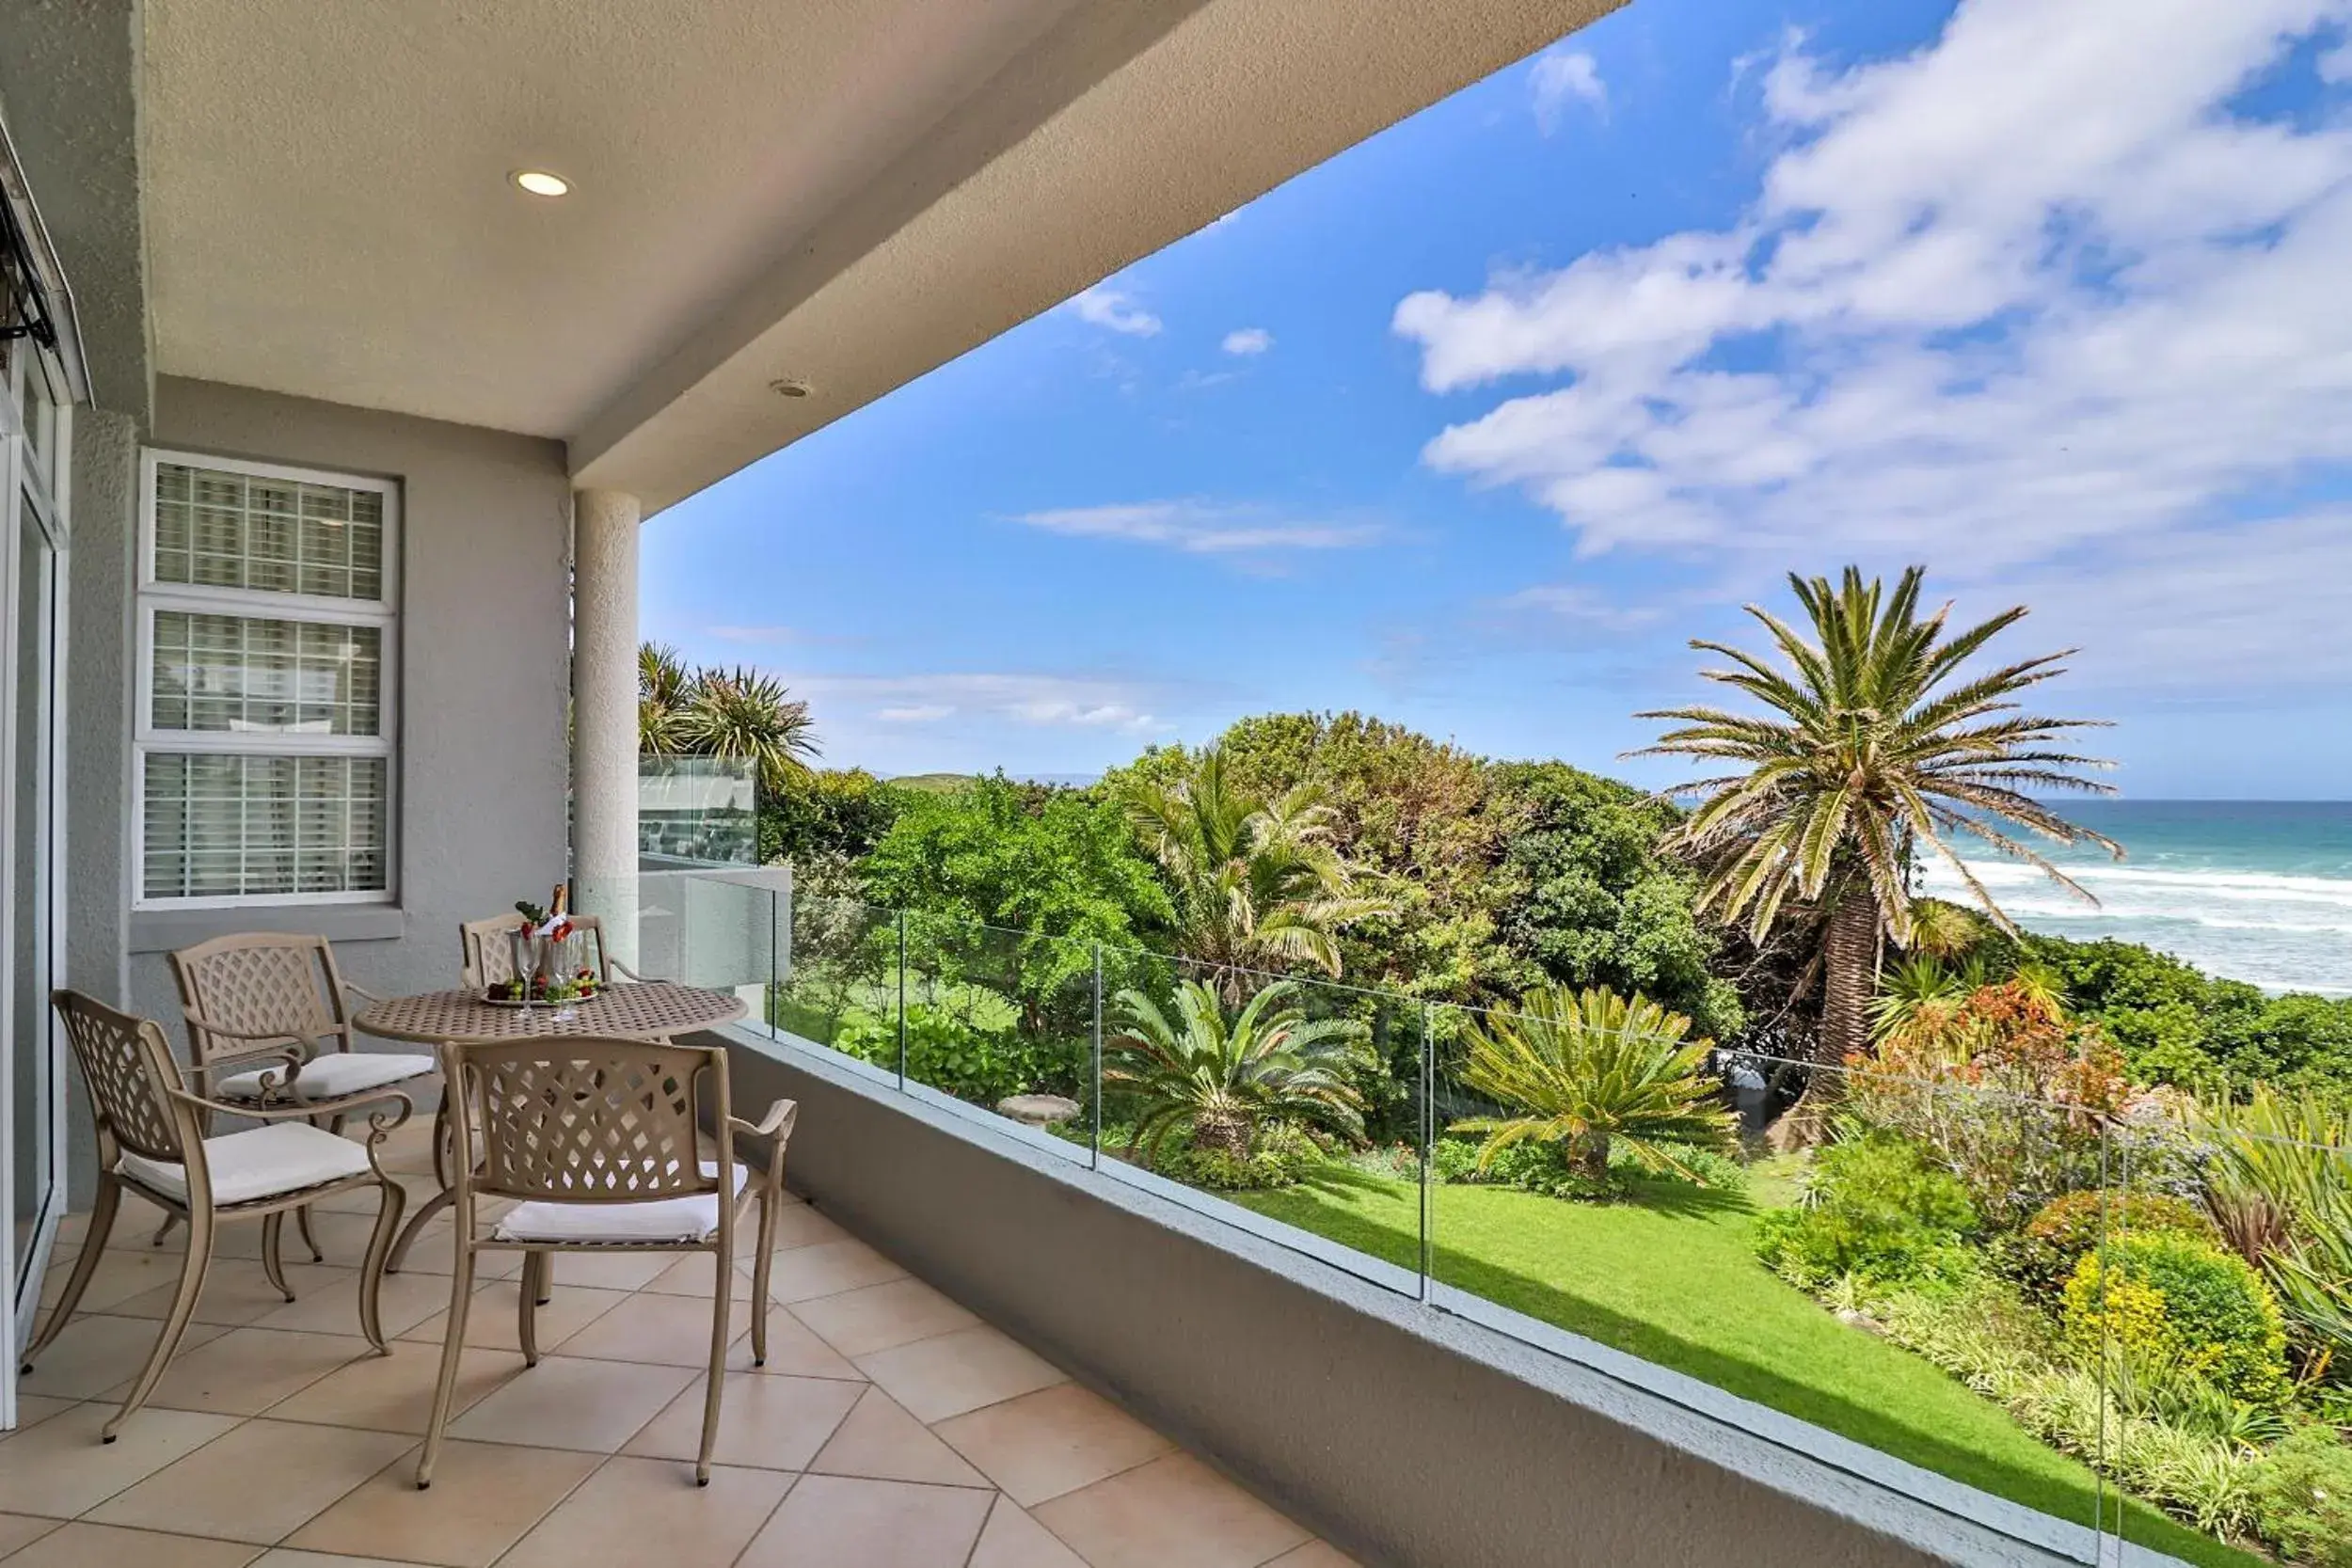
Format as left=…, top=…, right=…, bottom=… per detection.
left=720, top=1025, right=2151, bottom=1568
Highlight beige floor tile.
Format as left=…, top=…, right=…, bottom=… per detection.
left=967, top=1496, right=1090, bottom=1568
left=760, top=1240, right=907, bottom=1305
left=807, top=1388, right=986, bottom=1488
left=6, top=1394, right=80, bottom=1431
left=935, top=1384, right=1172, bottom=1507
left=624, top=1371, right=859, bottom=1471
left=0, top=1522, right=263, bottom=1568
left=721, top=1307, right=863, bottom=1381
left=444, top=1355, right=693, bottom=1453
left=550, top=1290, right=743, bottom=1367
left=17, top=1315, right=230, bottom=1401
left=736, top=1474, right=992, bottom=1568
left=0, top=1512, right=63, bottom=1558
left=251, top=1267, right=452, bottom=1339
left=757, top=1203, right=850, bottom=1252
left=853, top=1324, right=1066, bottom=1424
left=250, top=1552, right=451, bottom=1568
left=313, top=1170, right=439, bottom=1215
left=37, top=1247, right=187, bottom=1316
left=87, top=1418, right=412, bottom=1544
left=116, top=1261, right=355, bottom=1328
left=495, top=1455, right=791, bottom=1568
left=1034, top=1453, right=1310, bottom=1568
left=642, top=1252, right=755, bottom=1300
left=787, top=1277, right=977, bottom=1360
left=286, top=1439, right=597, bottom=1568
left=1264, top=1543, right=1361, bottom=1567
left=264, top=1340, right=520, bottom=1436
left=0, top=1402, right=239, bottom=1518
left=117, top=1328, right=372, bottom=1418
left=396, top=1279, right=628, bottom=1354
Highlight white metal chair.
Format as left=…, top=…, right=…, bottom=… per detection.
left=25, top=990, right=411, bottom=1441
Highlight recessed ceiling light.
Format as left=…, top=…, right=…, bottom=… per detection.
left=771, top=378, right=814, bottom=399
left=512, top=169, right=571, bottom=198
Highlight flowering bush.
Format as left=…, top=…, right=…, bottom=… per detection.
left=2251, top=1426, right=2352, bottom=1567
left=2005, top=1190, right=2218, bottom=1302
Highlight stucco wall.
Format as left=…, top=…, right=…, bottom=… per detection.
left=47, top=378, right=573, bottom=1195
left=721, top=1034, right=2127, bottom=1568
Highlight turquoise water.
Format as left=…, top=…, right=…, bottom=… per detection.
left=1914, top=801, right=2352, bottom=996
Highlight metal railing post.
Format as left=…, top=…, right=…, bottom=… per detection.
left=1090, top=942, right=1104, bottom=1171
left=896, top=909, right=908, bottom=1093
left=1420, top=1003, right=1434, bottom=1302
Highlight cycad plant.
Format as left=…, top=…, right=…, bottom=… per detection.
left=1448, top=985, right=1735, bottom=1183
left=1123, top=747, right=1386, bottom=1002
left=1634, top=566, right=2118, bottom=1069
left=1105, top=979, right=1368, bottom=1164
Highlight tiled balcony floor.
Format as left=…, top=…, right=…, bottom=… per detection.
left=3, top=1121, right=1353, bottom=1568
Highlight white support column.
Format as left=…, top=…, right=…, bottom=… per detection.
left=571, top=488, right=641, bottom=970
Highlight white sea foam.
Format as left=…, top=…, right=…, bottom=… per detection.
left=1915, top=852, right=2352, bottom=996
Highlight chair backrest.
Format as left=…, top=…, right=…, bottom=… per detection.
left=169, top=932, right=352, bottom=1069
left=53, top=990, right=194, bottom=1165
left=442, top=1036, right=733, bottom=1206
left=460, top=912, right=621, bottom=990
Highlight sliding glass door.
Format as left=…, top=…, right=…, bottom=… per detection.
left=1, top=339, right=66, bottom=1415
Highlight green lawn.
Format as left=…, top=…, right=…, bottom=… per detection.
left=1237, top=1167, right=2265, bottom=1568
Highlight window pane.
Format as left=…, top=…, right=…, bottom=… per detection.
left=151, top=610, right=382, bottom=736
left=151, top=461, right=387, bottom=602
left=141, top=752, right=388, bottom=900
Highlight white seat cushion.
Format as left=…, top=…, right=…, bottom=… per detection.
left=119, top=1121, right=374, bottom=1207
left=216, top=1051, right=436, bottom=1101
left=496, top=1163, right=749, bottom=1244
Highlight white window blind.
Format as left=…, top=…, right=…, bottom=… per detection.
left=135, top=452, right=398, bottom=908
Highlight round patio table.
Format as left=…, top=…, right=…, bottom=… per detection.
left=354, top=981, right=749, bottom=1271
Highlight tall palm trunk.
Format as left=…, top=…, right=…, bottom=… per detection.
left=1820, top=881, right=1882, bottom=1067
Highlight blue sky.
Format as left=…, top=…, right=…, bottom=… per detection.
left=644, top=0, right=2352, bottom=799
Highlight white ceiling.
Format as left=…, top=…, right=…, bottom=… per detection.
left=143, top=0, right=1615, bottom=513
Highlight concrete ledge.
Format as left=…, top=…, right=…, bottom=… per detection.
left=721, top=1025, right=2168, bottom=1568
left=130, top=903, right=406, bottom=954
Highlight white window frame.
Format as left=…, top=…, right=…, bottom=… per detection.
left=133, top=448, right=401, bottom=911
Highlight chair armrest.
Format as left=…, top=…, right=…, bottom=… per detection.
left=727, top=1100, right=798, bottom=1191
left=167, top=1082, right=418, bottom=1129
left=341, top=981, right=388, bottom=1006
left=606, top=958, right=652, bottom=984
left=182, top=1009, right=315, bottom=1053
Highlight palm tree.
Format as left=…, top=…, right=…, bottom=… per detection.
left=1122, top=747, right=1385, bottom=1002
left=638, top=642, right=694, bottom=756
left=1448, top=985, right=1734, bottom=1183
left=1633, top=566, right=2118, bottom=1069
left=636, top=642, right=820, bottom=792
left=682, top=666, right=818, bottom=788
left=1105, top=979, right=1369, bottom=1164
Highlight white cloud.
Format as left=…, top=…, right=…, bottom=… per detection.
left=1394, top=0, right=2352, bottom=689
left=1009, top=500, right=1383, bottom=555
left=1068, top=285, right=1162, bottom=337
left=1221, top=327, right=1274, bottom=356
left=1530, top=48, right=1607, bottom=134
left=797, top=673, right=1166, bottom=734
left=1498, top=583, right=1664, bottom=633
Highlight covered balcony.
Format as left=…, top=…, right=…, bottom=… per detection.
left=0, top=3, right=2230, bottom=1566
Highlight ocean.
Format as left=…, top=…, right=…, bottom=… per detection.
left=1913, top=801, right=2352, bottom=997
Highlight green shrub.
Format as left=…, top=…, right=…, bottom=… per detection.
left=1166, top=1120, right=1330, bottom=1191
left=2252, top=1426, right=2352, bottom=1565
left=833, top=1001, right=1070, bottom=1107
left=1433, top=1133, right=1623, bottom=1200
left=2063, top=1232, right=2293, bottom=1409
left=2006, top=1189, right=2218, bottom=1302
left=1754, top=1132, right=1980, bottom=1291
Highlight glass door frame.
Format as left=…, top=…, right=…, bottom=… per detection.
left=0, top=335, right=70, bottom=1430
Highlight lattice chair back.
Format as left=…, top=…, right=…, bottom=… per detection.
left=460, top=913, right=623, bottom=990
left=53, top=989, right=194, bottom=1165
left=169, top=931, right=352, bottom=1071
left=444, top=1037, right=732, bottom=1205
